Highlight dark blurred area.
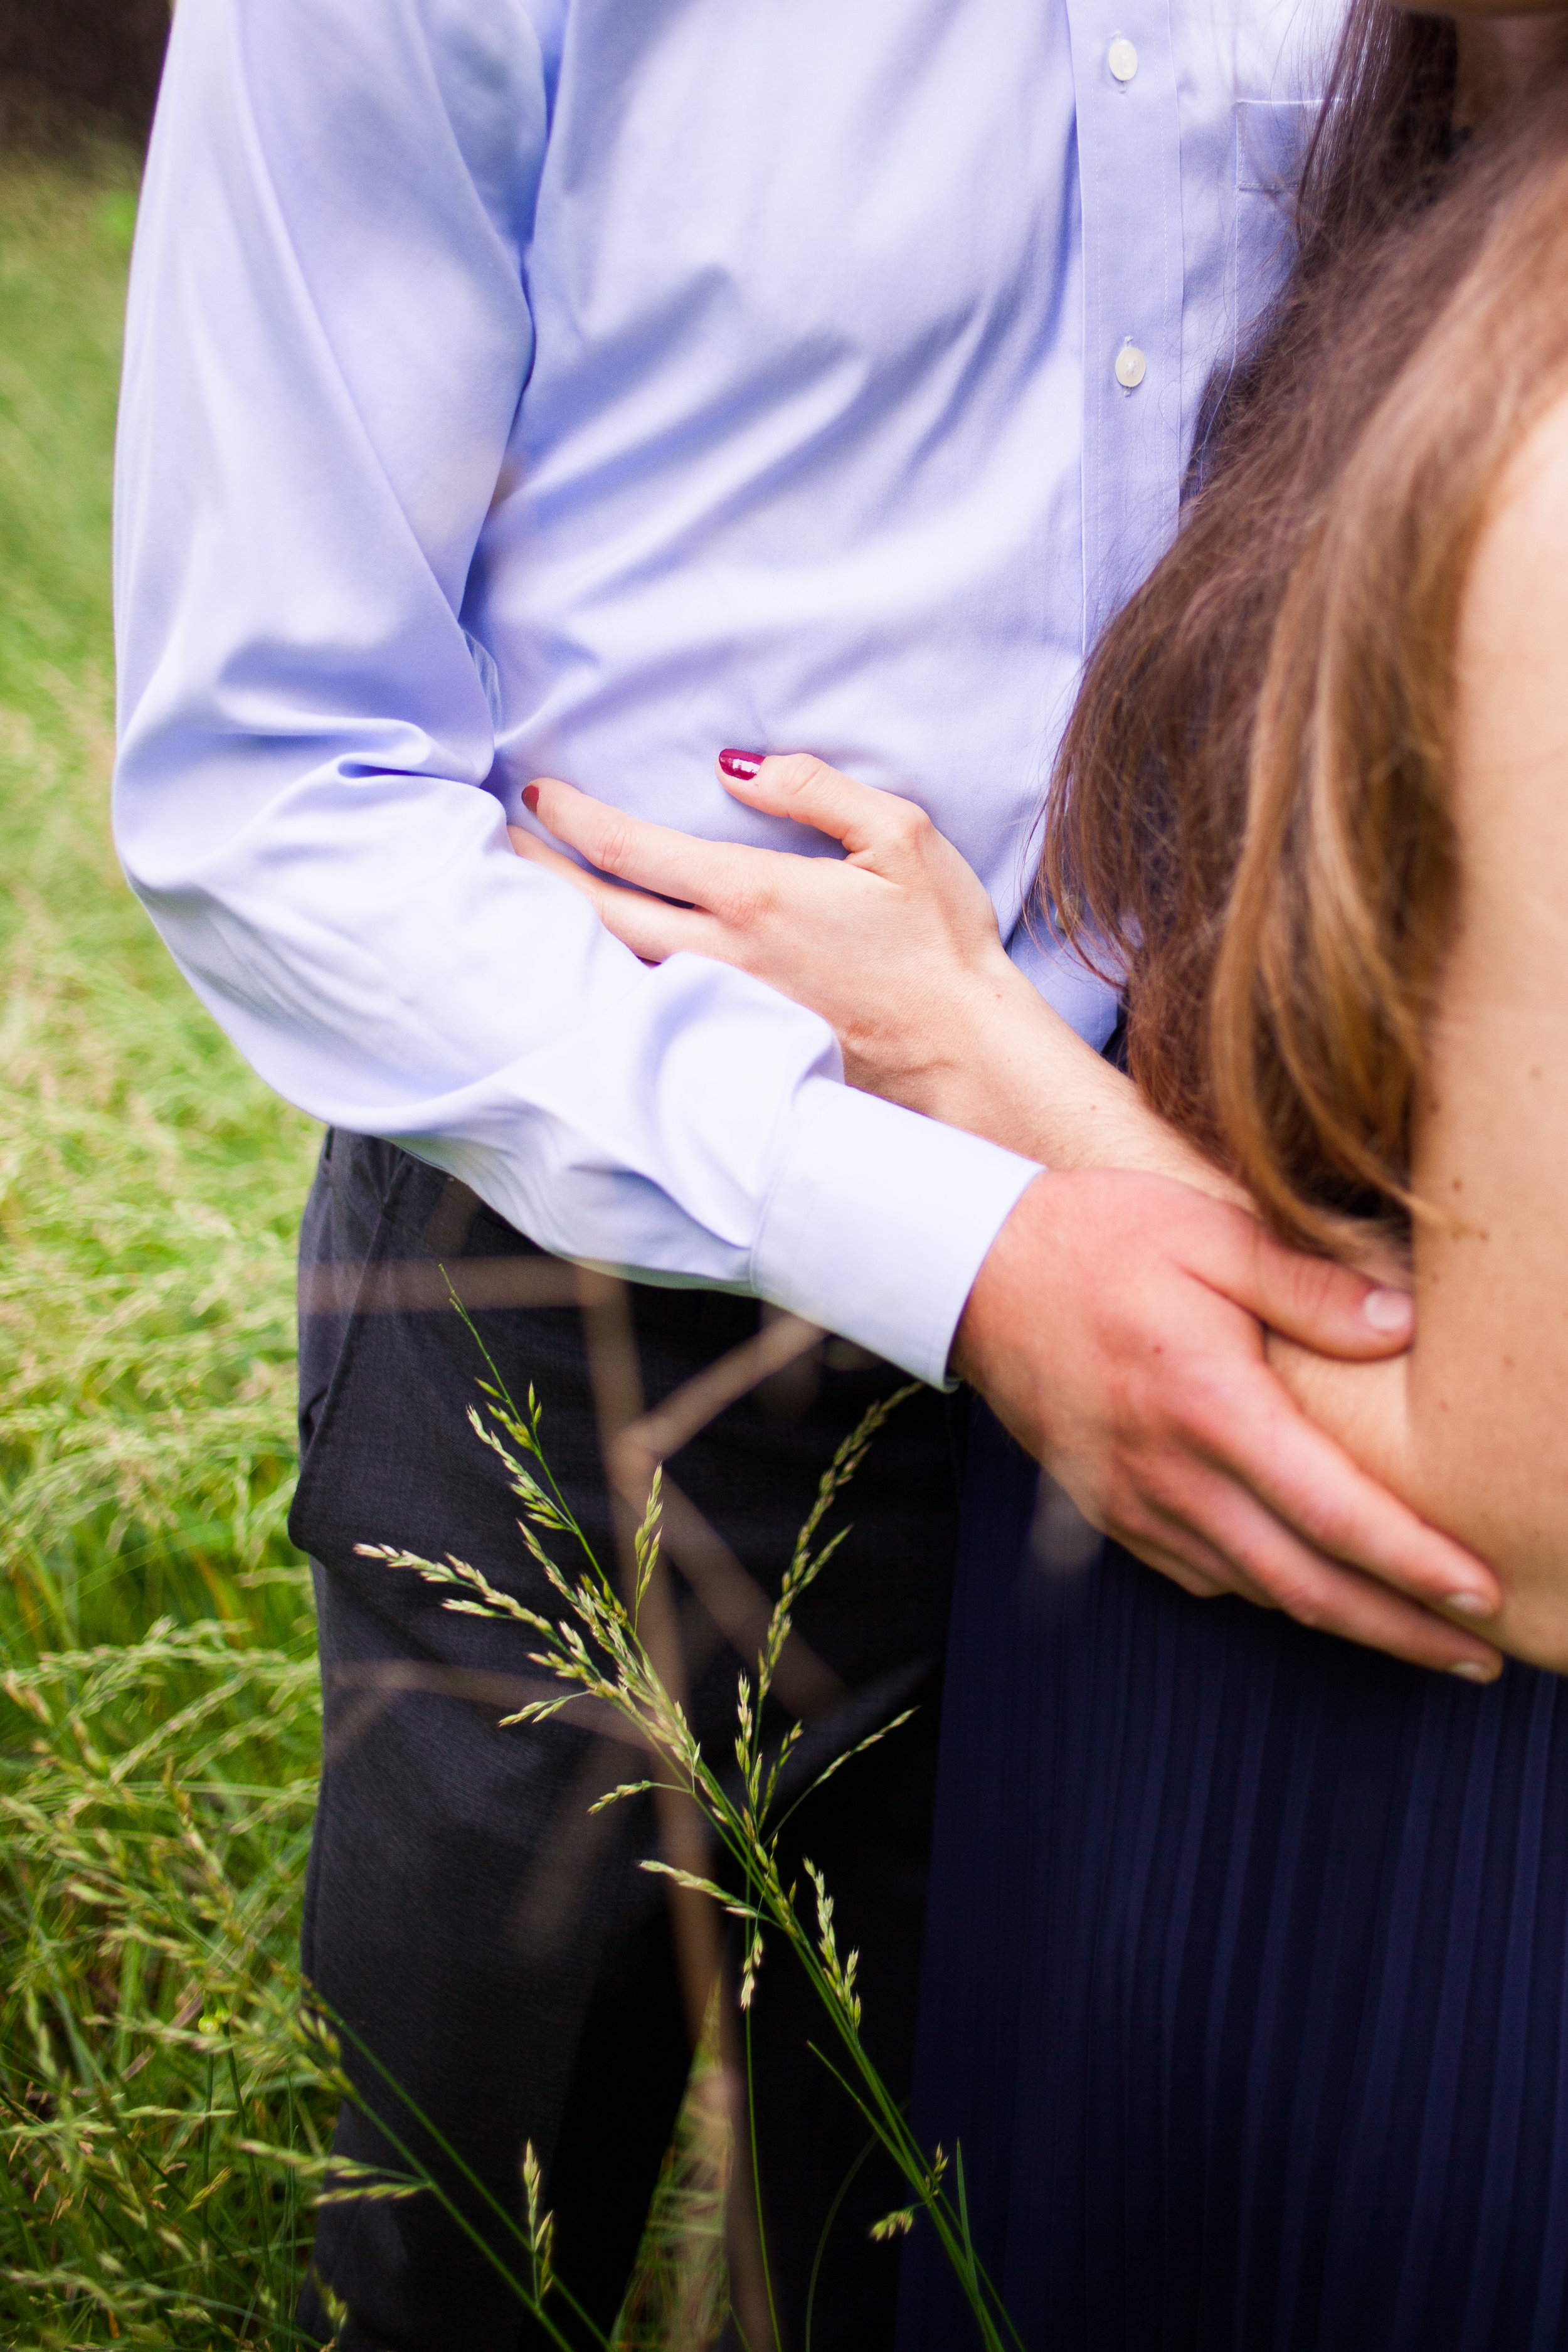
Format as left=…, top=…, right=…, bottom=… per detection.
left=0, top=0, right=170, bottom=151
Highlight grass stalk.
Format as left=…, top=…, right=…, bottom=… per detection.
left=364, top=1364, right=1022, bottom=2351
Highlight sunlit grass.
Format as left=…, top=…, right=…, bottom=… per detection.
left=0, top=144, right=319, bottom=1657
left=0, top=145, right=728, bottom=2347
left=0, top=142, right=332, bottom=2346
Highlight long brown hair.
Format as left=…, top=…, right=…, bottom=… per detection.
left=1039, top=4, right=1568, bottom=1251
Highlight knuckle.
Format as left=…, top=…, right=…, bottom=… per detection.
left=1171, top=1564, right=1229, bottom=1601
left=1100, top=1371, right=1155, bottom=1456
left=720, top=872, right=777, bottom=931
left=590, top=818, right=633, bottom=876
left=1133, top=1456, right=1196, bottom=1522
left=1267, top=1234, right=1338, bottom=1318
left=887, top=800, right=931, bottom=853
left=1101, top=1428, right=1194, bottom=1530
left=774, top=753, right=829, bottom=803
left=1182, top=1362, right=1270, bottom=1454
left=1267, top=1567, right=1325, bottom=1629
left=1162, top=1359, right=1228, bottom=1426
left=1130, top=1370, right=1219, bottom=1461
left=1294, top=1253, right=1340, bottom=1319
left=1286, top=1495, right=1342, bottom=1556
left=1264, top=1467, right=1355, bottom=1558
left=1091, top=1468, right=1140, bottom=1537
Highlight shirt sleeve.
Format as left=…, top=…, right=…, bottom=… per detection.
left=112, top=0, right=1039, bottom=1387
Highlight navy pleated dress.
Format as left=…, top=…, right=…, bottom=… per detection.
left=899, top=1404, right=1568, bottom=2352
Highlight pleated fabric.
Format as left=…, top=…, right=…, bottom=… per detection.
left=899, top=1406, right=1568, bottom=2352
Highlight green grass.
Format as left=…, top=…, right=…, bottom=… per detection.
left=0, top=152, right=320, bottom=1660
left=0, top=147, right=728, bottom=2347
left=0, top=142, right=336, bottom=2347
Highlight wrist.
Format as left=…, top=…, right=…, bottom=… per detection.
left=756, top=1076, right=1039, bottom=1389
left=950, top=1168, right=1051, bottom=1387
left=874, top=950, right=1041, bottom=1130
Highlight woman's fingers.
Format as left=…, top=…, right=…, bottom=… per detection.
left=509, top=820, right=716, bottom=963
left=594, top=887, right=716, bottom=964
left=525, top=776, right=761, bottom=908
left=507, top=823, right=608, bottom=904
left=717, top=751, right=931, bottom=863
left=526, top=760, right=935, bottom=927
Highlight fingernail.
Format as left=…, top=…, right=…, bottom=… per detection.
left=1449, top=1659, right=1496, bottom=1683
left=522, top=784, right=539, bottom=812
left=718, top=748, right=765, bottom=780
left=1445, top=1590, right=1493, bottom=1619
left=1363, top=1286, right=1413, bottom=1333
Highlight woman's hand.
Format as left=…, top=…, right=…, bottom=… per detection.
left=512, top=749, right=1250, bottom=1190
left=511, top=751, right=1505, bottom=1672
left=509, top=752, right=1017, bottom=1115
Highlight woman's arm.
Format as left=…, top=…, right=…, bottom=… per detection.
left=886, top=383, right=1568, bottom=1656
left=509, top=761, right=1512, bottom=1671
left=512, top=758, right=1244, bottom=1196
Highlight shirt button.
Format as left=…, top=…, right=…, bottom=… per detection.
left=1108, top=35, right=1139, bottom=82
left=1115, top=342, right=1147, bottom=389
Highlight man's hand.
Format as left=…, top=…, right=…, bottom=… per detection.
left=511, top=761, right=1506, bottom=1676
left=954, top=1170, right=1505, bottom=1678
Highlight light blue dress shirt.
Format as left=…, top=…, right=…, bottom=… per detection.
left=114, top=0, right=1335, bottom=1386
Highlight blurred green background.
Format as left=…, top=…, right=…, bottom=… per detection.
left=0, top=140, right=726, bottom=2348
left=0, top=141, right=333, bottom=2347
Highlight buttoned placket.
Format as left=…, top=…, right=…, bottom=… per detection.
left=1064, top=0, right=1185, bottom=640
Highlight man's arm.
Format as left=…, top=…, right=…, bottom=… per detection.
left=112, top=0, right=1037, bottom=1387
left=117, top=1, right=1506, bottom=1678
left=507, top=765, right=1505, bottom=1674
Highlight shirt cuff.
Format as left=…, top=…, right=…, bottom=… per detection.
left=751, top=1076, right=1041, bottom=1388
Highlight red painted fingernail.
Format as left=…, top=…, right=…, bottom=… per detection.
left=522, top=784, right=540, bottom=812
left=718, top=748, right=765, bottom=780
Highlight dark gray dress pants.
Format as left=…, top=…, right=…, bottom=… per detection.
left=289, top=1131, right=963, bottom=2351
